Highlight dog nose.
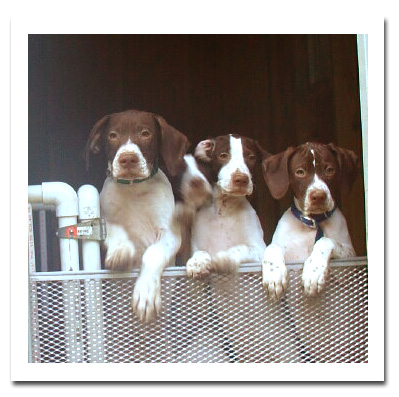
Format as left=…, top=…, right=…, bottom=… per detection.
left=310, top=190, right=327, bottom=205
left=232, top=172, right=249, bottom=188
left=119, top=153, right=139, bottom=168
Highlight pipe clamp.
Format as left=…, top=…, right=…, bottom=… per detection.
left=57, top=219, right=107, bottom=241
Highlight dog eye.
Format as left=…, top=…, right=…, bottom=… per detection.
left=219, top=152, right=229, bottom=160
left=295, top=168, right=306, bottom=177
left=248, top=154, right=257, bottom=161
left=325, top=166, right=335, bottom=175
left=140, top=130, right=151, bottom=137
left=108, top=132, right=118, bottom=140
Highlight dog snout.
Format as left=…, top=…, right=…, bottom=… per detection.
left=309, top=190, right=327, bottom=205
left=119, top=153, right=140, bottom=168
left=232, top=172, right=249, bottom=188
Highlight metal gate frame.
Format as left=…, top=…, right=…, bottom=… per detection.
left=28, top=258, right=368, bottom=363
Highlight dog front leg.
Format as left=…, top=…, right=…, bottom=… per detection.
left=132, top=229, right=180, bottom=323
left=262, top=243, right=289, bottom=300
left=104, top=223, right=136, bottom=270
left=302, top=237, right=335, bottom=296
left=186, top=250, right=213, bottom=279
left=212, top=244, right=263, bottom=274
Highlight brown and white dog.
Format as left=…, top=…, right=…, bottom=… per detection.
left=186, top=134, right=269, bottom=278
left=86, top=109, right=189, bottom=322
left=262, top=142, right=359, bottom=300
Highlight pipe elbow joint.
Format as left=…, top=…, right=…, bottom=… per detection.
left=42, top=182, right=79, bottom=218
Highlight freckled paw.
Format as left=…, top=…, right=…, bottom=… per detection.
left=302, top=257, right=328, bottom=296
left=132, top=278, right=162, bottom=323
left=262, top=259, right=288, bottom=300
left=186, top=252, right=212, bottom=279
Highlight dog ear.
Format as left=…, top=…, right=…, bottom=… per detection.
left=262, top=146, right=296, bottom=200
left=328, top=143, right=359, bottom=195
left=194, top=139, right=216, bottom=163
left=155, top=115, right=190, bottom=177
left=86, top=115, right=110, bottom=170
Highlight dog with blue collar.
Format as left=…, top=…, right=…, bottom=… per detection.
left=261, top=142, right=359, bottom=300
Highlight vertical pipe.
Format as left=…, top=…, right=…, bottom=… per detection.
left=29, top=182, right=83, bottom=362
left=58, top=216, right=80, bottom=272
left=28, top=203, right=36, bottom=274
left=29, top=183, right=80, bottom=271
left=78, top=185, right=105, bottom=362
left=77, top=185, right=101, bottom=271
left=357, top=34, right=368, bottom=241
left=28, top=203, right=41, bottom=362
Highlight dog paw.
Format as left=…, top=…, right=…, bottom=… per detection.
left=186, top=251, right=212, bottom=279
left=262, top=259, right=288, bottom=301
left=132, top=276, right=162, bottom=323
left=213, top=250, right=240, bottom=273
left=105, top=243, right=135, bottom=270
left=302, top=254, right=329, bottom=296
left=262, top=245, right=288, bottom=300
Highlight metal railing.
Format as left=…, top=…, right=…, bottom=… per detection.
left=28, top=183, right=368, bottom=363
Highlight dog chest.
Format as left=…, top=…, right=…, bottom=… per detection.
left=100, top=173, right=175, bottom=242
left=192, top=200, right=262, bottom=255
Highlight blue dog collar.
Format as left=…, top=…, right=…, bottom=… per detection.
left=290, top=202, right=336, bottom=242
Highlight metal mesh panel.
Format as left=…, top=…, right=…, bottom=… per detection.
left=29, top=261, right=368, bottom=363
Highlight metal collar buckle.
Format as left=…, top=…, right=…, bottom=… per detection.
left=299, top=214, right=317, bottom=229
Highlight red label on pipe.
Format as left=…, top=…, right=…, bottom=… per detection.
left=66, top=226, right=77, bottom=238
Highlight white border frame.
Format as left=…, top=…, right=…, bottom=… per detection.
left=10, top=9, right=384, bottom=383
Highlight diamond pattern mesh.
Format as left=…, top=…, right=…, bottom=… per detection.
left=29, top=263, right=368, bottom=363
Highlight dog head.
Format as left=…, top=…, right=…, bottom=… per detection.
left=86, top=109, right=189, bottom=180
left=194, top=134, right=269, bottom=197
left=262, top=142, right=359, bottom=214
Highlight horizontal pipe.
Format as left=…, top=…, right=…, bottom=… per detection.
left=42, top=182, right=78, bottom=218
left=28, top=185, right=43, bottom=204
left=28, top=182, right=79, bottom=218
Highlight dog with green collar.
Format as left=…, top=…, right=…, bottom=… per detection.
left=86, top=109, right=189, bottom=322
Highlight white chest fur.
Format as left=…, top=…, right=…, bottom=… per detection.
left=191, top=188, right=265, bottom=259
left=100, top=170, right=175, bottom=255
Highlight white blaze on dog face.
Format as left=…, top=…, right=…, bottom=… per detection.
left=110, top=138, right=151, bottom=179
left=217, top=135, right=253, bottom=195
left=303, top=173, right=335, bottom=214
left=302, top=148, right=335, bottom=215
left=311, top=148, right=316, bottom=167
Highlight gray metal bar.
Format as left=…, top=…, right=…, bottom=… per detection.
left=38, top=210, right=48, bottom=273
left=30, top=257, right=367, bottom=281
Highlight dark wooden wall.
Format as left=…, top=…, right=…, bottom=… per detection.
left=29, top=34, right=366, bottom=263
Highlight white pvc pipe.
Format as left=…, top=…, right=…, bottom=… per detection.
left=28, top=182, right=79, bottom=272
left=41, top=182, right=79, bottom=218
left=77, top=185, right=101, bottom=271
left=28, top=182, right=83, bottom=363
left=357, top=34, right=368, bottom=242
left=78, top=184, right=105, bottom=362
